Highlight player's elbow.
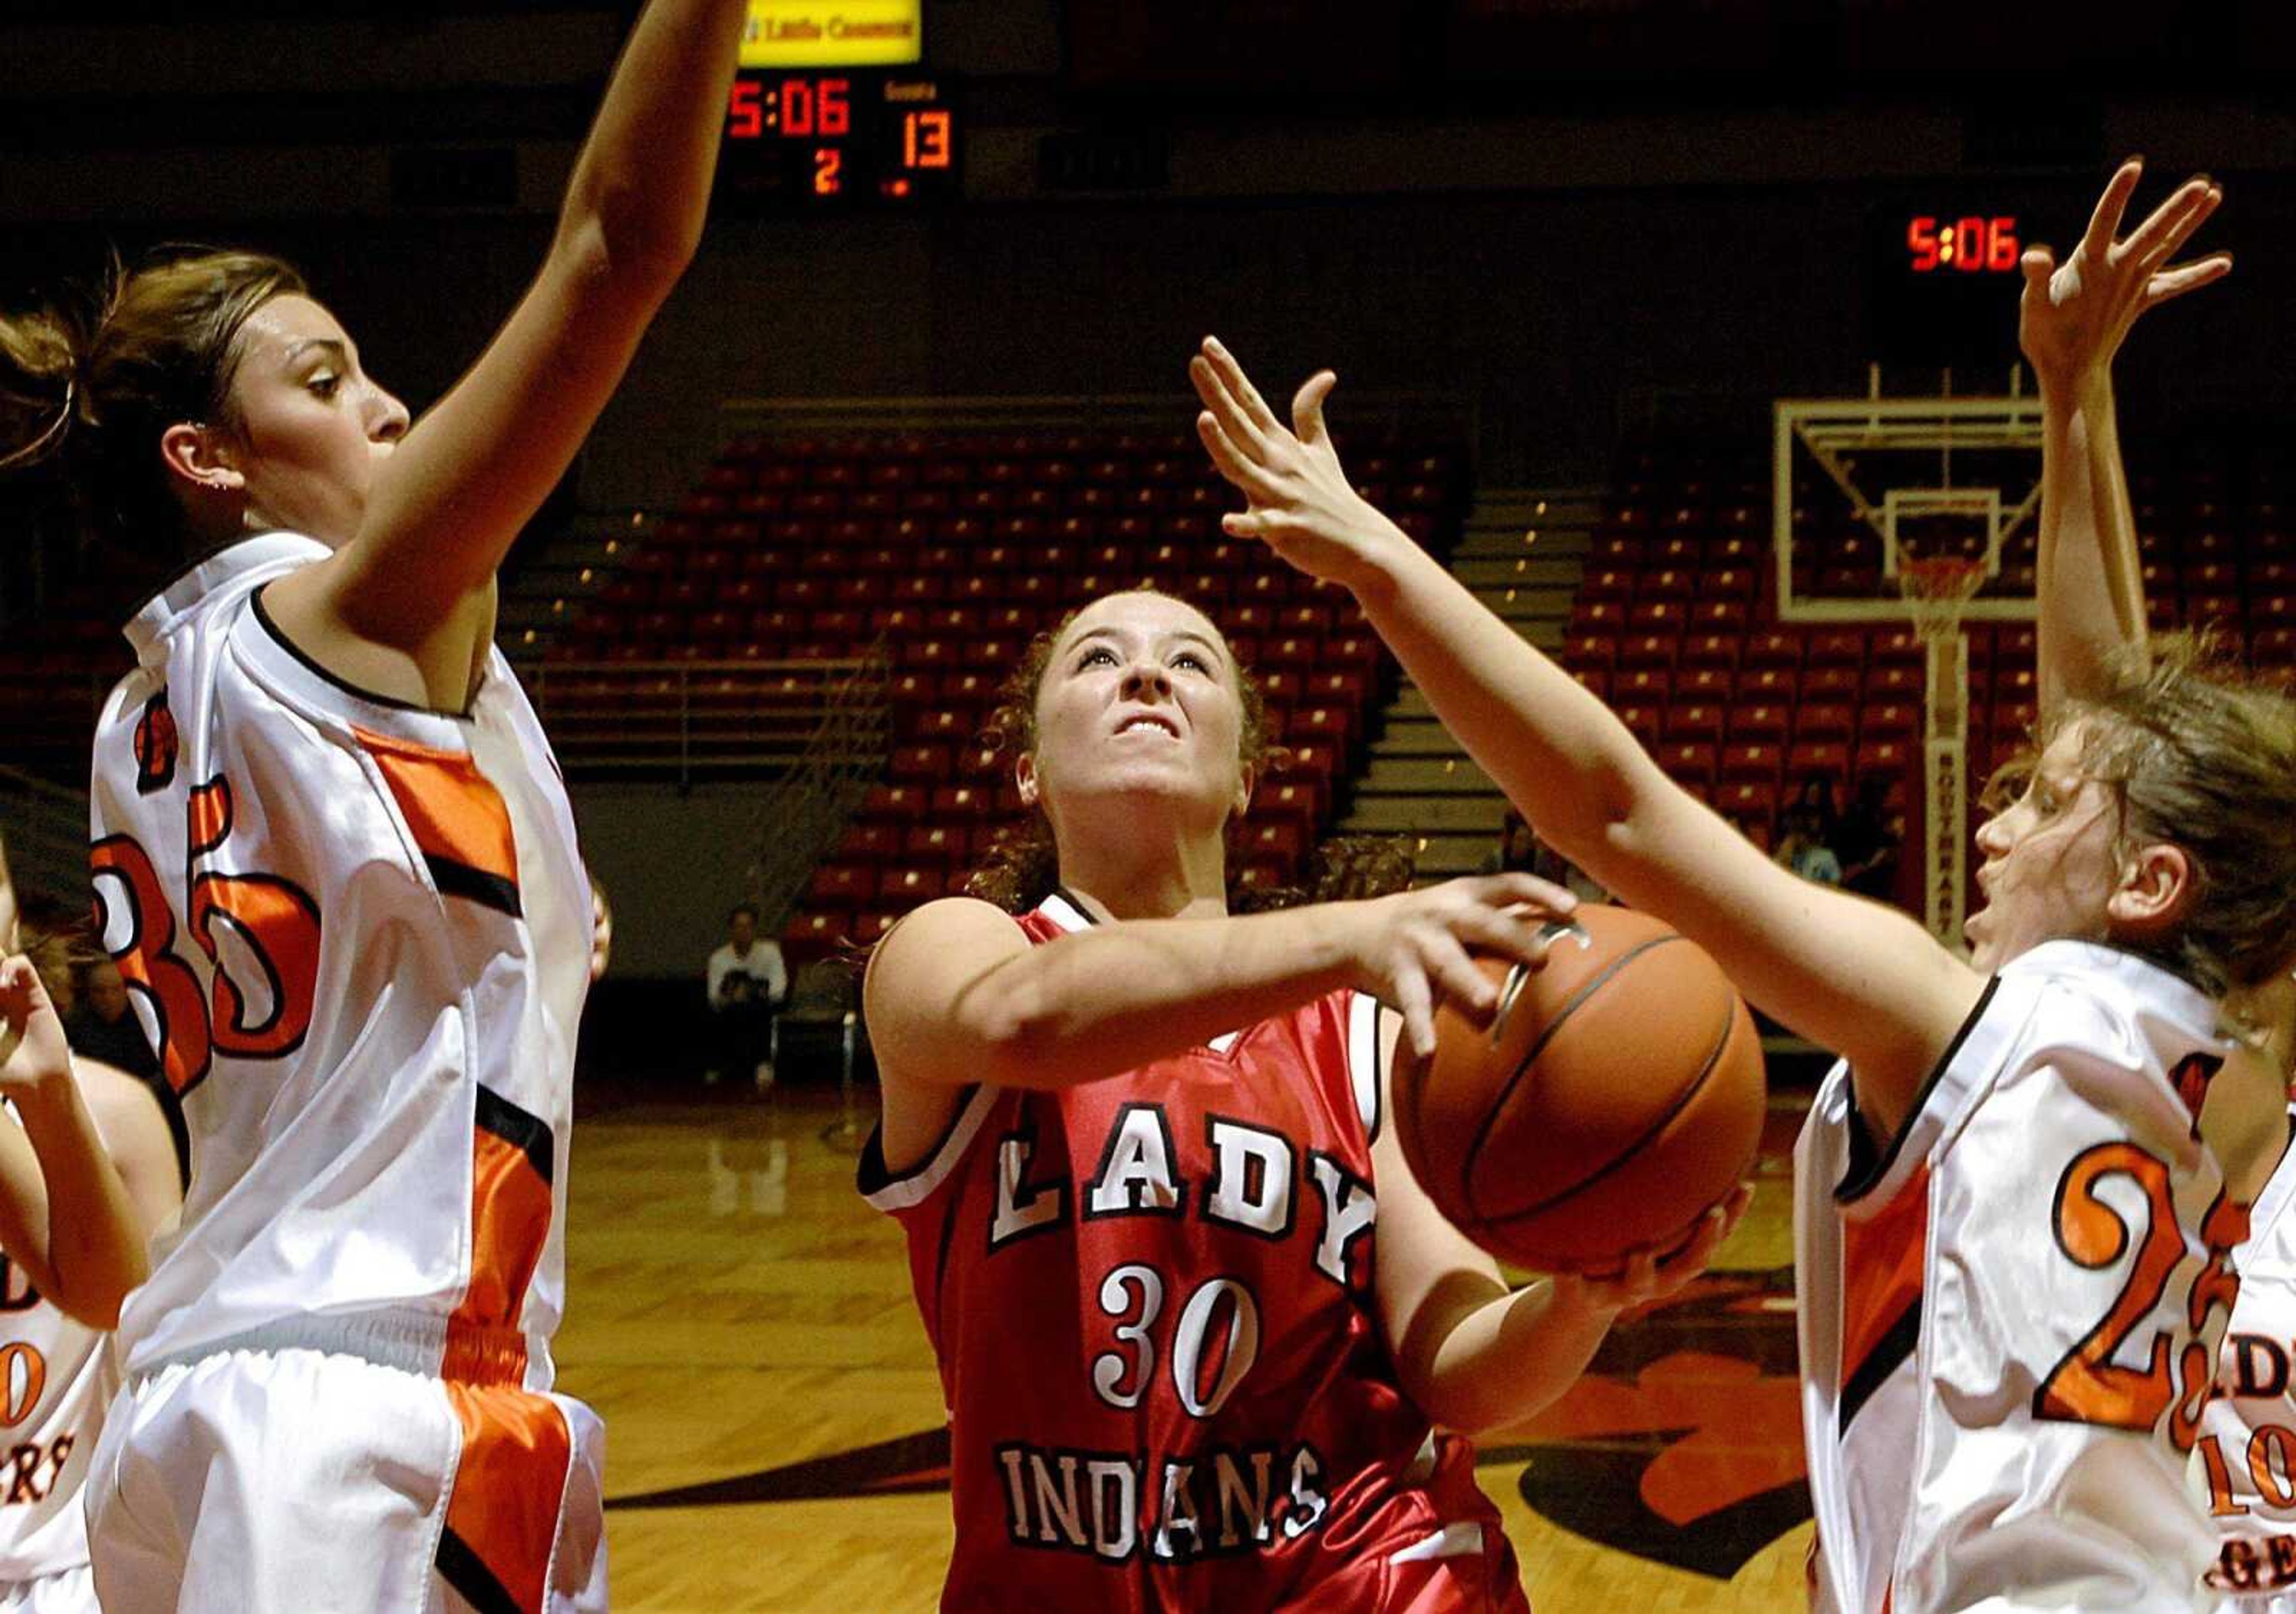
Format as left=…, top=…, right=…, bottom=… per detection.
left=551, top=200, right=693, bottom=319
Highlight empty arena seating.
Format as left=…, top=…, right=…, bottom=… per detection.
left=1575, top=441, right=2296, bottom=855
left=546, top=425, right=1467, bottom=960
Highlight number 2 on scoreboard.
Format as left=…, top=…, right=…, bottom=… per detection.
left=814, top=148, right=843, bottom=197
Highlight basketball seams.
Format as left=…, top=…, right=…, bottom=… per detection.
left=1458, top=934, right=1685, bottom=1227
left=1474, top=999, right=1747, bottom=1240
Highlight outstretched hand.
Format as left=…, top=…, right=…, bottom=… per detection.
left=2019, top=158, right=2230, bottom=389
left=1348, top=873, right=1579, bottom=1061
left=1551, top=1182, right=1755, bottom=1317
left=1189, top=337, right=1410, bottom=594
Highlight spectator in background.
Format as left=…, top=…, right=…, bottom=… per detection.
left=1834, top=773, right=1903, bottom=901
left=63, top=959, right=160, bottom=1084
left=1483, top=809, right=1608, bottom=904
left=706, top=902, right=786, bottom=1089
left=1772, top=802, right=1843, bottom=884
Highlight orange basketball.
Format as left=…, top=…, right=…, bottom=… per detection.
left=1392, top=904, right=1766, bottom=1274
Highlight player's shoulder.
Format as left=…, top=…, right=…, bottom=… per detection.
left=75, top=1059, right=173, bottom=1155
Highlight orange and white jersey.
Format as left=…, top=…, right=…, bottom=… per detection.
left=1797, top=940, right=2250, bottom=1613
left=0, top=1257, right=114, bottom=1585
left=2200, top=1108, right=2296, bottom=1604
left=87, top=534, right=590, bottom=1392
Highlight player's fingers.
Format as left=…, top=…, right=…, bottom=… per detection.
left=1220, top=511, right=1270, bottom=542
left=1470, top=870, right=1578, bottom=915
left=2019, top=246, right=2056, bottom=292
left=2148, top=182, right=2222, bottom=265
left=2081, top=157, right=2145, bottom=256
left=1292, top=371, right=1338, bottom=448
left=2146, top=253, right=2233, bottom=308
left=1393, top=970, right=1437, bottom=1062
left=1190, top=354, right=1277, bottom=463
left=1457, top=907, right=1559, bottom=974
left=2129, top=175, right=2216, bottom=267
left=1195, top=410, right=1275, bottom=493
left=1423, top=934, right=1499, bottom=1022
left=1201, top=337, right=1288, bottom=439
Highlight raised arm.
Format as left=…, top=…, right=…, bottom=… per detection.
left=2022, top=160, right=2230, bottom=709
left=0, top=958, right=151, bottom=1328
left=277, top=0, right=747, bottom=695
left=1191, top=340, right=1981, bottom=1133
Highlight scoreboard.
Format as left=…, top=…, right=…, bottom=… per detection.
left=718, top=71, right=960, bottom=210
left=1867, top=206, right=2026, bottom=369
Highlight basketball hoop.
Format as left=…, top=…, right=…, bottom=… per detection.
left=1898, top=554, right=1988, bottom=644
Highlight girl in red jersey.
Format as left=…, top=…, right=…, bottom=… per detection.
left=862, top=586, right=1747, bottom=1610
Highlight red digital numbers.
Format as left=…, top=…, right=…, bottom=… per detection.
left=1909, top=215, right=2021, bottom=274
left=728, top=78, right=764, bottom=141
left=903, top=108, right=952, bottom=170
left=783, top=77, right=851, bottom=140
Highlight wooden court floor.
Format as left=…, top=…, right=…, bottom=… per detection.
left=557, top=1084, right=1813, bottom=1612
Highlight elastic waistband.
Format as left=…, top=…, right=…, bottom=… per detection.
left=129, top=1312, right=549, bottom=1392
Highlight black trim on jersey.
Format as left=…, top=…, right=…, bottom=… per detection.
left=250, top=585, right=478, bottom=722
left=1838, top=1295, right=1921, bottom=1434
left=1198, top=1114, right=1297, bottom=1243
left=1052, top=887, right=1099, bottom=925
left=435, top=1526, right=523, bottom=1614
left=1363, top=999, right=1388, bottom=1147
left=1836, top=977, right=2001, bottom=1205
left=426, top=854, right=524, bottom=920
left=474, top=1084, right=555, bottom=1186
left=1081, top=1102, right=1187, bottom=1221
left=855, top=1085, right=981, bottom=1198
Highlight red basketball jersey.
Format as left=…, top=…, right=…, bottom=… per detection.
left=861, top=891, right=1519, bottom=1611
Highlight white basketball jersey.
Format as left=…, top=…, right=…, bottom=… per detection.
left=87, top=534, right=590, bottom=1390
left=0, top=1254, right=113, bottom=1585
left=1798, top=940, right=2251, bottom=1613
left=2200, top=1107, right=2296, bottom=1604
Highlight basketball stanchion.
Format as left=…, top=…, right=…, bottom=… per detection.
left=818, top=1009, right=868, bottom=1153
left=1899, top=554, right=1987, bottom=952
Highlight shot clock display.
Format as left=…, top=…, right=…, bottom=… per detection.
left=1906, top=215, right=2023, bottom=275
left=716, top=71, right=959, bottom=211
left=1868, top=207, right=2025, bottom=369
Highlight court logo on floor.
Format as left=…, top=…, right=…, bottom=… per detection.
left=606, top=1264, right=1808, bottom=1582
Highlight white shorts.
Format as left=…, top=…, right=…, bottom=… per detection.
left=84, top=1348, right=604, bottom=1614
left=0, top=1564, right=93, bottom=1613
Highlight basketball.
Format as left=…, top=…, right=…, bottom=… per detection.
left=1393, top=904, right=1766, bottom=1274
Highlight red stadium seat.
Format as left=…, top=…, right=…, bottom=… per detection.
left=903, top=826, right=969, bottom=865
left=1795, top=704, right=1855, bottom=743
left=1721, top=742, right=1782, bottom=784
left=1664, top=704, right=1724, bottom=743
left=808, top=865, right=877, bottom=906
left=1730, top=704, right=1789, bottom=744
left=1860, top=702, right=1919, bottom=741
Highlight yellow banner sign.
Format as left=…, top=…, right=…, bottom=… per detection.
left=742, top=0, right=923, bottom=68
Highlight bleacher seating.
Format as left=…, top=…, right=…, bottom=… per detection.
left=549, top=425, right=1469, bottom=960
left=1578, top=439, right=2296, bottom=861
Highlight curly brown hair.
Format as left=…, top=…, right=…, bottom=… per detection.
left=1983, top=631, right=2296, bottom=1000
left=961, top=594, right=1410, bottom=914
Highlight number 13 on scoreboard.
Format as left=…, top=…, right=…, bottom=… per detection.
left=903, top=108, right=951, bottom=170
